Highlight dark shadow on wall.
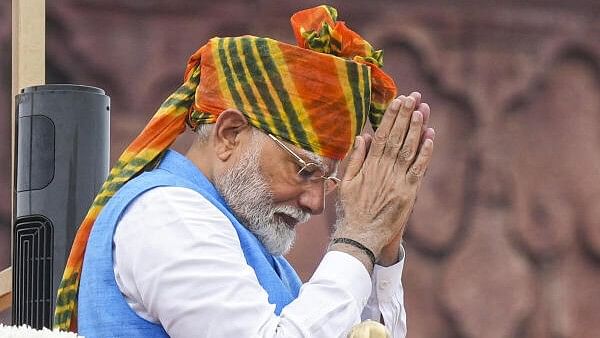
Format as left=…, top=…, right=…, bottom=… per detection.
left=0, top=35, right=12, bottom=273
left=0, top=215, right=10, bottom=270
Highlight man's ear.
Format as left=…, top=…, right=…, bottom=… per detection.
left=213, top=109, right=250, bottom=161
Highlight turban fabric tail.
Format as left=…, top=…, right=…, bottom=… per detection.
left=53, top=64, right=202, bottom=331
left=54, top=4, right=396, bottom=331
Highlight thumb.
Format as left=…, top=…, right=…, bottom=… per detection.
left=343, top=136, right=367, bottom=181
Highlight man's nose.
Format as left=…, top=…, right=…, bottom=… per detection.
left=298, top=182, right=325, bottom=215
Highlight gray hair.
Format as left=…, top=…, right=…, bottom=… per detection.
left=195, top=124, right=214, bottom=144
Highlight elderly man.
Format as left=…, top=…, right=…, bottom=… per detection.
left=54, top=5, right=434, bottom=338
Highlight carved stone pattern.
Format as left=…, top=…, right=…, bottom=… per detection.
left=1, top=1, right=600, bottom=336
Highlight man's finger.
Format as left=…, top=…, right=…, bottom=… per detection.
left=363, top=133, right=373, bottom=153
left=343, top=136, right=367, bottom=181
left=368, top=97, right=403, bottom=160
left=423, top=127, right=435, bottom=141
left=418, top=103, right=430, bottom=134
left=409, top=92, right=422, bottom=110
left=407, top=138, right=434, bottom=185
left=385, top=96, right=416, bottom=157
left=395, top=111, right=423, bottom=166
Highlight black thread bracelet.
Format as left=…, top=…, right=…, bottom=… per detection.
left=331, top=238, right=376, bottom=267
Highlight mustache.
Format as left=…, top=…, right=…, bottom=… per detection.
left=272, top=204, right=311, bottom=224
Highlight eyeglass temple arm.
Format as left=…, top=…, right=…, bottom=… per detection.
left=268, top=134, right=307, bottom=166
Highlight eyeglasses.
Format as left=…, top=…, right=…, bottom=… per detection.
left=268, top=134, right=341, bottom=194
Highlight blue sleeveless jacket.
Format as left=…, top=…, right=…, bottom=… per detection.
left=78, top=150, right=302, bottom=337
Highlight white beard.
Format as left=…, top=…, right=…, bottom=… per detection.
left=214, top=142, right=310, bottom=256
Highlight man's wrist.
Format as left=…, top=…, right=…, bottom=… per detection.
left=331, top=238, right=376, bottom=267
left=377, top=242, right=405, bottom=267
left=331, top=220, right=385, bottom=258
left=328, top=242, right=375, bottom=274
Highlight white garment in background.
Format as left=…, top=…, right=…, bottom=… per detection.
left=112, top=186, right=407, bottom=338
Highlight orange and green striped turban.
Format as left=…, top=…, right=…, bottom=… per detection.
left=54, top=4, right=396, bottom=331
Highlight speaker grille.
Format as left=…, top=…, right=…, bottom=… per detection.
left=12, top=215, right=54, bottom=329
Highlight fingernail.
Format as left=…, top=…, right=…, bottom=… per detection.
left=391, top=99, right=401, bottom=111
left=404, top=97, right=415, bottom=108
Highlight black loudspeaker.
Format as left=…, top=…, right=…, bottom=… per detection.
left=13, top=84, right=110, bottom=329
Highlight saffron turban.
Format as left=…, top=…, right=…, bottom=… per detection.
left=54, top=5, right=397, bottom=331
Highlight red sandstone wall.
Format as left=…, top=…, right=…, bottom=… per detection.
left=1, top=1, right=600, bottom=336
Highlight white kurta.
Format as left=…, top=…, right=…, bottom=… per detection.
left=112, top=186, right=407, bottom=338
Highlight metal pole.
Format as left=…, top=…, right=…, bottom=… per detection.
left=8, top=0, right=46, bottom=315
